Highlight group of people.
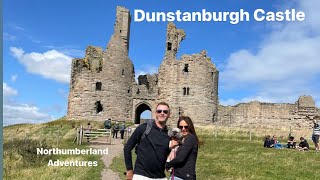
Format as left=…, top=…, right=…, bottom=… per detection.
left=263, top=120, right=320, bottom=152
left=112, top=122, right=126, bottom=139
left=124, top=102, right=198, bottom=180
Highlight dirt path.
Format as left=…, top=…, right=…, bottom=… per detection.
left=90, top=137, right=124, bottom=180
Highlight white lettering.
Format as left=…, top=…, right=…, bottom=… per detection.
left=134, top=10, right=145, bottom=22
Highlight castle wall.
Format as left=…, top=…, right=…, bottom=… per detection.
left=218, top=97, right=319, bottom=128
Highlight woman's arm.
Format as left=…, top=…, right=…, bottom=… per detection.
left=166, top=134, right=197, bottom=169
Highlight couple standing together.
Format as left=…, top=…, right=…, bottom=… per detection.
left=124, top=102, right=199, bottom=180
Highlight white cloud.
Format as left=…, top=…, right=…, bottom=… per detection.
left=220, top=0, right=320, bottom=106
left=3, top=83, right=18, bottom=97
left=135, top=64, right=158, bottom=82
left=3, top=104, right=53, bottom=126
left=2, top=82, right=53, bottom=126
left=44, top=45, right=85, bottom=58
left=11, top=74, right=18, bottom=82
left=10, top=47, right=72, bottom=83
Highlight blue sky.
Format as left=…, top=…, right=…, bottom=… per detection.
left=3, top=0, right=320, bottom=126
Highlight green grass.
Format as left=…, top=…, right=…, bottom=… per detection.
left=5, top=120, right=319, bottom=180
left=111, top=131, right=320, bottom=180
left=3, top=118, right=105, bottom=180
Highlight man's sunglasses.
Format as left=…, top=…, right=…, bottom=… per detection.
left=156, top=110, right=169, bottom=114
left=179, top=126, right=189, bottom=130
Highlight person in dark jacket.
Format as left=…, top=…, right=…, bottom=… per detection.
left=166, top=116, right=199, bottom=180
left=124, top=102, right=171, bottom=180
left=120, top=123, right=126, bottom=139
left=297, top=137, right=309, bottom=151
left=263, top=135, right=273, bottom=148
left=287, top=136, right=296, bottom=148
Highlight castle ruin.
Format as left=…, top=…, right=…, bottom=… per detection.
left=67, top=6, right=319, bottom=128
left=67, top=6, right=219, bottom=125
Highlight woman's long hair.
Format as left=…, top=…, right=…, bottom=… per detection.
left=177, top=116, right=199, bottom=146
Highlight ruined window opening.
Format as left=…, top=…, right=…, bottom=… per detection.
left=183, top=64, right=189, bottom=73
left=167, top=42, right=172, bottom=51
left=137, top=88, right=140, bottom=94
left=96, top=82, right=102, bottom=91
left=183, top=87, right=186, bottom=95
left=122, top=69, right=125, bottom=76
left=120, top=30, right=122, bottom=33
left=95, top=101, right=103, bottom=114
left=128, top=88, right=130, bottom=93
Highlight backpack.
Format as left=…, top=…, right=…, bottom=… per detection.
left=114, top=124, right=119, bottom=130
left=135, top=119, right=154, bottom=154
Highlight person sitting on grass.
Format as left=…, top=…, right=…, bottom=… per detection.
left=297, top=137, right=309, bottom=151
left=287, top=136, right=296, bottom=149
left=264, top=135, right=273, bottom=148
left=271, top=135, right=283, bottom=149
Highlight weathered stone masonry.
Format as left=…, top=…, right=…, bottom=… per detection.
left=67, top=6, right=319, bottom=128
left=67, top=6, right=219, bottom=126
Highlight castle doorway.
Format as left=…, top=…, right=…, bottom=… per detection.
left=135, top=103, right=152, bottom=124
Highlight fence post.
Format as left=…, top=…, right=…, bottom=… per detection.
left=79, top=126, right=83, bottom=145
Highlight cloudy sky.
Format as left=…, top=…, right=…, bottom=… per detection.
left=3, top=0, right=320, bottom=126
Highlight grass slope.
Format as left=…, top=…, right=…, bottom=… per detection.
left=111, top=127, right=320, bottom=180
left=3, top=118, right=105, bottom=180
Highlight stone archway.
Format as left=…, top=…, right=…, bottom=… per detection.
left=135, top=102, right=152, bottom=124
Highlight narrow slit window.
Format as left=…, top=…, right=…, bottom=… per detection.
left=183, top=64, right=189, bottom=73
left=183, top=87, right=186, bottom=95
left=186, top=87, right=190, bottom=95
left=122, top=69, right=125, bottom=76
left=96, top=82, right=102, bottom=91
left=167, top=42, right=172, bottom=51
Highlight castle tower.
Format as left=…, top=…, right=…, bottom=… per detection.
left=102, top=6, right=134, bottom=121
left=67, top=6, right=134, bottom=121
left=158, top=23, right=219, bottom=125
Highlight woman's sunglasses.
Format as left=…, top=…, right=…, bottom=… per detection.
left=178, top=126, right=189, bottom=130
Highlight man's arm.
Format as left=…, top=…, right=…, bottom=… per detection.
left=123, top=124, right=145, bottom=171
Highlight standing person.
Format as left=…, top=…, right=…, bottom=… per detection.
left=312, top=120, right=320, bottom=151
left=104, top=118, right=111, bottom=129
left=120, top=123, right=126, bottom=139
left=166, top=116, right=199, bottom=180
left=113, top=122, right=120, bottom=139
left=124, top=102, right=171, bottom=180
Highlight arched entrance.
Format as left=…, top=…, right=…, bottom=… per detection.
left=135, top=103, right=152, bottom=124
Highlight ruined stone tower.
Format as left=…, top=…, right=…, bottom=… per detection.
left=158, top=23, right=219, bottom=125
left=67, top=6, right=219, bottom=124
left=67, top=6, right=135, bottom=121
